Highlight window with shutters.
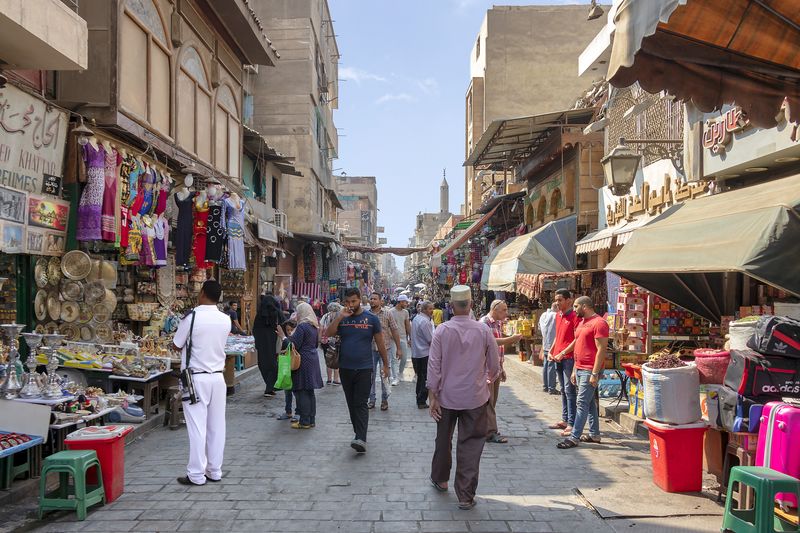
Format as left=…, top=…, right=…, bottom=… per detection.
left=214, top=84, right=242, bottom=177
left=176, top=46, right=212, bottom=163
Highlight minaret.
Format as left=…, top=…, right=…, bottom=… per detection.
left=440, top=168, right=449, bottom=217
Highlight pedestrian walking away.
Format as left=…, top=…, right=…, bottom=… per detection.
left=539, top=302, right=559, bottom=394
left=390, top=294, right=412, bottom=384
left=252, top=291, right=283, bottom=397
left=557, top=296, right=609, bottom=449
left=548, top=289, right=580, bottom=437
left=368, top=292, right=400, bottom=410
left=428, top=285, right=501, bottom=510
left=171, top=280, right=231, bottom=486
left=320, top=302, right=343, bottom=385
left=325, top=288, right=389, bottom=453
left=278, top=302, right=324, bottom=429
left=479, top=300, right=522, bottom=444
left=411, top=300, right=435, bottom=408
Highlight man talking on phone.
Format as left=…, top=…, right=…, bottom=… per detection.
left=325, top=288, right=389, bottom=453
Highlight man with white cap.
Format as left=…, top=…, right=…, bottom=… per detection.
left=427, top=285, right=501, bottom=510
left=390, top=294, right=412, bottom=384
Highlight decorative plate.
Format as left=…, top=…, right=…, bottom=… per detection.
left=92, top=303, right=111, bottom=323
left=99, top=260, right=117, bottom=288
left=60, top=279, right=84, bottom=302
left=34, top=324, right=46, bottom=334
left=102, top=289, right=117, bottom=311
left=44, top=322, right=59, bottom=334
left=84, top=281, right=105, bottom=305
left=60, top=300, right=80, bottom=323
left=77, top=304, right=92, bottom=324
left=59, top=323, right=78, bottom=341
left=94, top=322, right=113, bottom=343
left=46, top=293, right=61, bottom=321
left=79, top=324, right=94, bottom=342
left=35, top=258, right=49, bottom=288
left=61, top=250, right=92, bottom=280
left=34, top=290, right=48, bottom=321
left=47, top=258, right=62, bottom=286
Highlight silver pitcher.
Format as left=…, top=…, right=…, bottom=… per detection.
left=41, top=334, right=66, bottom=399
left=19, top=332, right=44, bottom=398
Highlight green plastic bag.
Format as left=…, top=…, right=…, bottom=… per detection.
left=274, top=346, right=293, bottom=390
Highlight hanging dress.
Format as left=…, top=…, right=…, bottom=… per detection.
left=174, top=191, right=196, bottom=268
left=123, top=216, right=142, bottom=265
left=77, top=143, right=106, bottom=241
left=153, top=216, right=168, bottom=267
left=119, top=155, right=138, bottom=249
left=193, top=201, right=212, bottom=269
left=101, top=147, right=121, bottom=242
left=204, top=200, right=225, bottom=263
left=138, top=167, right=156, bottom=215
left=140, top=219, right=156, bottom=267
left=225, top=196, right=246, bottom=270
left=154, top=175, right=169, bottom=216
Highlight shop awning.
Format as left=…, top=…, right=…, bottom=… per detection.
left=613, top=214, right=657, bottom=247
left=575, top=226, right=615, bottom=254
left=432, top=204, right=500, bottom=259
left=342, top=244, right=426, bottom=256
left=481, top=215, right=577, bottom=292
left=607, top=0, right=800, bottom=128
left=606, top=174, right=800, bottom=323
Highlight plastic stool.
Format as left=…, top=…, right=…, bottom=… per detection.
left=722, top=466, right=800, bottom=533
left=39, top=450, right=105, bottom=520
left=234, top=354, right=245, bottom=371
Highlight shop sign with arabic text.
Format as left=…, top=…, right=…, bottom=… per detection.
left=0, top=85, right=68, bottom=195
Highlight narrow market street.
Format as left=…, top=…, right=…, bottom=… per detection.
left=4, top=358, right=723, bottom=533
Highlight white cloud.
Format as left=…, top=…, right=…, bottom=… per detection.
left=416, top=77, right=439, bottom=94
left=375, top=93, right=417, bottom=105
left=339, top=66, right=386, bottom=84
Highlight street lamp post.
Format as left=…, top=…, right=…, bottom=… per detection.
left=601, top=137, right=683, bottom=196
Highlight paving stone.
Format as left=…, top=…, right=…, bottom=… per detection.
left=467, top=521, right=511, bottom=532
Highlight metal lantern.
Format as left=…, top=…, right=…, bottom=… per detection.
left=601, top=139, right=641, bottom=196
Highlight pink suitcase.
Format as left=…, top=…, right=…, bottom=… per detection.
left=756, top=401, right=800, bottom=508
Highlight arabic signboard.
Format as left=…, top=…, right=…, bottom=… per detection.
left=0, top=85, right=68, bottom=195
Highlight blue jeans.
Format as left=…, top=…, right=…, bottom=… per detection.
left=284, top=390, right=294, bottom=415
left=541, top=351, right=557, bottom=391
left=555, top=358, right=576, bottom=426
left=570, top=369, right=600, bottom=441
left=369, top=347, right=393, bottom=402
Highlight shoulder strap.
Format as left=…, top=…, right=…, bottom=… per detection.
left=184, top=311, right=196, bottom=369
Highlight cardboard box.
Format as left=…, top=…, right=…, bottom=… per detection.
left=244, top=350, right=257, bottom=369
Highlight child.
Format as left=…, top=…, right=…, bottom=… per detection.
left=276, top=320, right=297, bottom=421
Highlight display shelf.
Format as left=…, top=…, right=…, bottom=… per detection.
left=651, top=335, right=711, bottom=341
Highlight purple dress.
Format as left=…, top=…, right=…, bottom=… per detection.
left=77, top=144, right=106, bottom=241
left=289, top=322, right=324, bottom=391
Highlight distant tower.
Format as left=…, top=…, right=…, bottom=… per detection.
left=440, top=168, right=449, bottom=216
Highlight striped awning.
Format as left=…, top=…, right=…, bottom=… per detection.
left=613, top=215, right=657, bottom=247
left=575, top=226, right=616, bottom=254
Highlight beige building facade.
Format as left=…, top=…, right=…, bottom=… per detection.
left=465, top=5, right=607, bottom=215
left=335, top=175, right=378, bottom=247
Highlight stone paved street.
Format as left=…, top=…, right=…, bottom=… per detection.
left=4, top=356, right=724, bottom=533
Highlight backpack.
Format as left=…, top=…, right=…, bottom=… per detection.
left=747, top=315, right=800, bottom=358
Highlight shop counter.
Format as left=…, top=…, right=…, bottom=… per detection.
left=109, top=370, right=171, bottom=417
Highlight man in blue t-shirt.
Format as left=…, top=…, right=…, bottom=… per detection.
left=325, top=287, right=389, bottom=453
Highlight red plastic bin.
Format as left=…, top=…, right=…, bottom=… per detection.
left=644, top=419, right=707, bottom=492
left=64, top=425, right=133, bottom=503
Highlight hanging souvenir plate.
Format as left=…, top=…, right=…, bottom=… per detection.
left=77, top=304, right=92, bottom=324
left=84, top=281, right=105, bottom=305
left=59, top=323, right=78, bottom=341
left=99, top=260, right=117, bottom=288
left=60, top=279, right=84, bottom=302
left=92, top=303, right=111, bottom=323
left=102, top=289, right=117, bottom=311
left=85, top=259, right=101, bottom=282
left=47, top=258, right=62, bottom=286
left=46, top=293, right=61, bottom=321
left=61, top=250, right=92, bottom=280
left=34, top=324, right=46, bottom=334
left=60, top=300, right=80, bottom=323
left=79, top=324, right=94, bottom=342
left=45, top=322, right=59, bottom=334
left=35, top=258, right=49, bottom=288
left=94, top=322, right=113, bottom=343
left=34, top=290, right=48, bottom=321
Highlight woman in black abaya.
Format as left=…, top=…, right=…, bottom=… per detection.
left=253, top=292, right=283, bottom=396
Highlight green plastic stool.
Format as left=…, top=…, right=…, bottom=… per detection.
left=38, top=450, right=105, bottom=521
left=722, top=466, right=800, bottom=533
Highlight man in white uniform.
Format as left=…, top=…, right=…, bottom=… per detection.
left=173, top=280, right=231, bottom=486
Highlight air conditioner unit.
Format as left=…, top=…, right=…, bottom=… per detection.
left=271, top=211, right=287, bottom=231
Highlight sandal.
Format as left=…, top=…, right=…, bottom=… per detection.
left=458, top=500, right=476, bottom=510
left=430, top=478, right=448, bottom=492
left=557, top=439, right=579, bottom=449
left=548, top=422, right=568, bottom=429
left=579, top=435, right=601, bottom=444
left=559, top=428, right=573, bottom=437
left=486, top=433, right=508, bottom=444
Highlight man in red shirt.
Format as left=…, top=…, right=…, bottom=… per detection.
left=556, top=296, right=609, bottom=449
left=548, top=289, right=580, bottom=436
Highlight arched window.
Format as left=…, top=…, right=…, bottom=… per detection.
left=215, top=84, right=241, bottom=177
left=177, top=47, right=212, bottom=162
left=524, top=203, right=534, bottom=226
left=550, top=189, right=562, bottom=216
left=536, top=197, right=546, bottom=224
left=119, top=0, right=171, bottom=134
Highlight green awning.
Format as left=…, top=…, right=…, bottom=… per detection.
left=606, top=174, right=800, bottom=323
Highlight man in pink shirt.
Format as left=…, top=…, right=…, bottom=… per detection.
left=427, top=285, right=501, bottom=510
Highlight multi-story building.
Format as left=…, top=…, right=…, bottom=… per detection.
left=249, top=0, right=340, bottom=237
left=335, top=175, right=378, bottom=247
left=406, top=176, right=453, bottom=280
left=464, top=5, right=607, bottom=215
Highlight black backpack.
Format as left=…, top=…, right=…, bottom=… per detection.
left=747, top=315, right=800, bottom=358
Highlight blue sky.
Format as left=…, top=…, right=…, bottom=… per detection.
left=329, top=0, right=583, bottom=268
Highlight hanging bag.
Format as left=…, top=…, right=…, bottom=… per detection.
left=288, top=342, right=301, bottom=371
left=325, top=339, right=340, bottom=370
left=274, top=342, right=294, bottom=390
left=747, top=315, right=800, bottom=358
left=180, top=311, right=198, bottom=404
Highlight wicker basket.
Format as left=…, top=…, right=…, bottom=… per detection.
left=126, top=303, right=159, bottom=321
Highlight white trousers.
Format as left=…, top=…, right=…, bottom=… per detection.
left=393, top=340, right=410, bottom=381
left=183, top=373, right=226, bottom=484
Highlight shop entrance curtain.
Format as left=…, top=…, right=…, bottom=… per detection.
left=480, top=215, right=576, bottom=292
left=606, top=174, right=800, bottom=323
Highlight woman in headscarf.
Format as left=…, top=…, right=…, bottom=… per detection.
left=253, top=291, right=283, bottom=397
left=319, top=301, right=343, bottom=385
left=278, top=302, right=323, bottom=429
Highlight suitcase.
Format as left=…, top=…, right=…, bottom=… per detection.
left=755, top=401, right=800, bottom=508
